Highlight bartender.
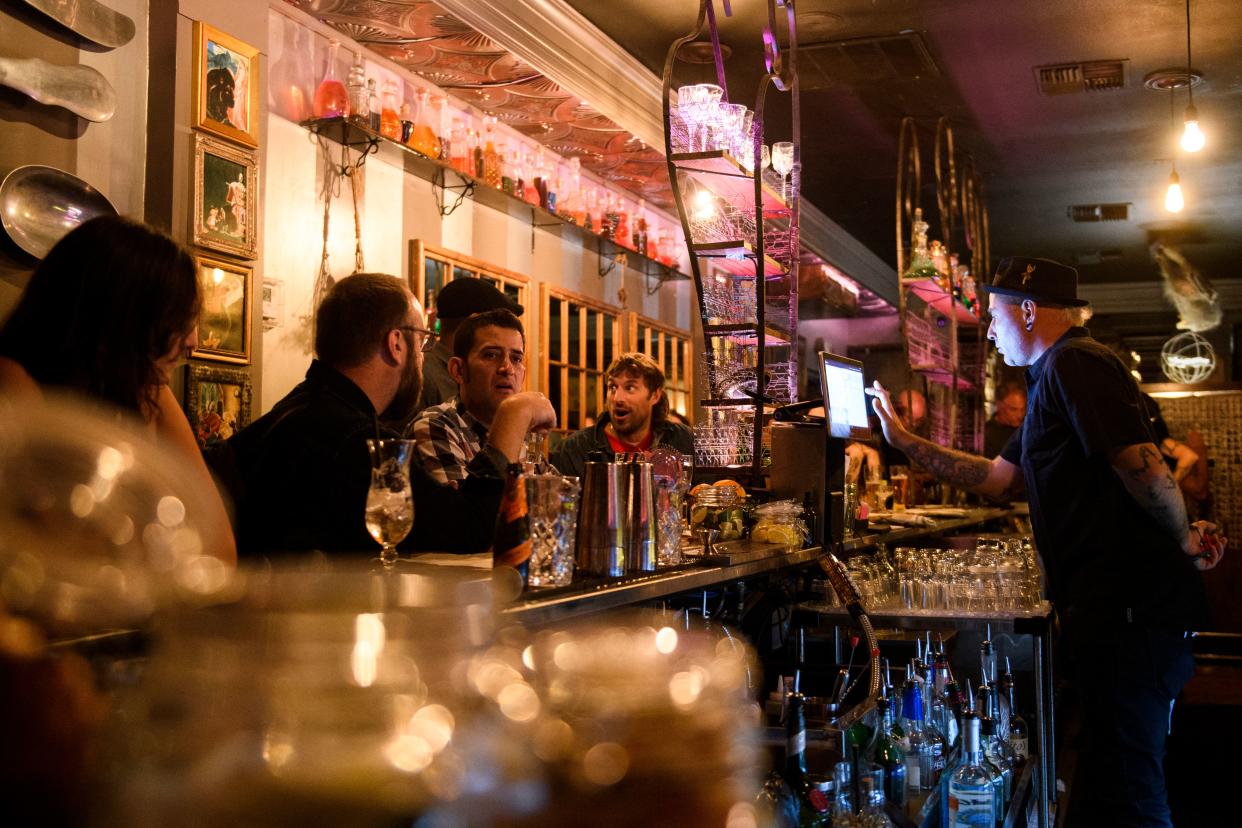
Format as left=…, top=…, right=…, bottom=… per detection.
left=867, top=256, right=1224, bottom=828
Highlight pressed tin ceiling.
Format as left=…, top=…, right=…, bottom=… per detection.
left=285, top=0, right=676, bottom=210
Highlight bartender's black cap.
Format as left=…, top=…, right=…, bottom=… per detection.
left=436, top=277, right=524, bottom=319
left=983, top=256, right=1088, bottom=308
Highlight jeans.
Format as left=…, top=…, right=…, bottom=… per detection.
left=1064, top=626, right=1195, bottom=828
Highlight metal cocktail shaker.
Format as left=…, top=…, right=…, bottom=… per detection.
left=575, top=454, right=659, bottom=577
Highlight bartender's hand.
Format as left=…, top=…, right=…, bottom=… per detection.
left=864, top=381, right=909, bottom=447
left=488, top=392, right=557, bottom=462
left=1186, top=520, right=1226, bottom=571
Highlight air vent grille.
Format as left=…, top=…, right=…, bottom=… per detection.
left=1068, top=203, right=1130, bottom=222
left=1036, top=59, right=1127, bottom=95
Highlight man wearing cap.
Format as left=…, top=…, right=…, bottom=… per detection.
left=868, top=257, right=1225, bottom=827
left=420, top=278, right=524, bottom=413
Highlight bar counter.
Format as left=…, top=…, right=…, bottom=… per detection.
left=502, top=506, right=1015, bottom=626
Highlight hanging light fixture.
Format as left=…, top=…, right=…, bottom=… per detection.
left=1165, top=163, right=1184, bottom=213
left=1180, top=0, right=1205, bottom=152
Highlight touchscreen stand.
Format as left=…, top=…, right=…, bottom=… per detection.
left=818, top=352, right=870, bottom=545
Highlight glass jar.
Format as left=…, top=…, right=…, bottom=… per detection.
left=688, top=485, right=746, bottom=541
left=750, top=499, right=807, bottom=552
left=312, top=40, right=348, bottom=119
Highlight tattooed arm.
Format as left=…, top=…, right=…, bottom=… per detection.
left=867, top=381, right=1024, bottom=502
left=1110, top=442, right=1192, bottom=551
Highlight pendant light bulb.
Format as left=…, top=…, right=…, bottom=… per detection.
left=1180, top=103, right=1205, bottom=152
left=1165, top=167, right=1184, bottom=213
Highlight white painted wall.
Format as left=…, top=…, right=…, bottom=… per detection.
left=258, top=6, right=693, bottom=415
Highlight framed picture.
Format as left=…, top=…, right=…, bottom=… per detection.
left=193, top=133, right=258, bottom=259
left=192, top=254, right=252, bottom=364
left=192, top=21, right=260, bottom=147
left=184, top=364, right=253, bottom=452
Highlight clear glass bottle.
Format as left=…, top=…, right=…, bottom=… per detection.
left=366, top=78, right=380, bottom=131
left=312, top=39, right=349, bottom=119
left=449, top=119, right=468, bottom=172
left=379, top=79, right=400, bottom=141
left=867, top=691, right=907, bottom=809
left=346, top=51, right=367, bottom=123
left=1002, top=657, right=1030, bottom=762
left=399, top=101, right=414, bottom=144
left=615, top=197, right=631, bottom=249
left=482, top=116, right=501, bottom=188
left=948, top=691, right=998, bottom=828
left=901, top=673, right=934, bottom=818
left=410, top=88, right=440, bottom=159
left=634, top=198, right=650, bottom=256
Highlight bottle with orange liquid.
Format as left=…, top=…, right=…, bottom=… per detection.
left=450, top=119, right=468, bottom=173
left=634, top=199, right=650, bottom=257
left=312, top=40, right=349, bottom=119
left=615, top=196, right=631, bottom=248
left=379, top=79, right=401, bottom=141
left=522, top=152, right=541, bottom=206
left=409, top=88, right=439, bottom=159
left=482, top=117, right=502, bottom=189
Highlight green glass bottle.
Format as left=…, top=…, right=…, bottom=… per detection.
left=784, top=691, right=830, bottom=826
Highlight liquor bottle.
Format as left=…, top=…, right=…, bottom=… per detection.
left=980, top=624, right=997, bottom=690
left=471, top=121, right=484, bottom=178
left=482, top=117, right=502, bottom=188
left=492, top=463, right=531, bottom=583
left=929, top=636, right=959, bottom=747
left=948, top=684, right=998, bottom=828
left=522, top=152, right=541, bottom=206
left=900, top=671, right=934, bottom=817
left=312, top=40, right=349, bottom=119
left=499, top=140, right=515, bottom=195
left=978, top=664, right=1012, bottom=817
left=366, top=79, right=381, bottom=131
left=616, top=198, right=631, bottom=249
left=902, top=207, right=938, bottom=280
left=942, top=663, right=967, bottom=748
left=929, top=240, right=949, bottom=289
left=583, top=187, right=597, bottom=234
left=634, top=199, right=650, bottom=257
left=1002, top=657, right=1029, bottom=762
left=449, top=119, right=468, bottom=173
left=399, top=101, right=413, bottom=145
left=603, top=192, right=620, bottom=240
left=346, top=52, right=368, bottom=124
left=867, top=690, right=907, bottom=809
left=410, top=89, right=440, bottom=159
left=379, top=79, right=401, bottom=141
left=801, top=491, right=819, bottom=548
left=784, top=690, right=831, bottom=826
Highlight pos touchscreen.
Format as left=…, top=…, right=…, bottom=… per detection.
left=818, top=352, right=871, bottom=440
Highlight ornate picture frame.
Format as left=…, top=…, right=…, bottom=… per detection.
left=192, top=21, right=261, bottom=148
left=192, top=132, right=258, bottom=259
left=184, top=364, right=252, bottom=452
left=191, top=254, right=252, bottom=364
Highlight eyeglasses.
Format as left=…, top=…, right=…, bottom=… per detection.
left=399, top=325, right=439, bottom=353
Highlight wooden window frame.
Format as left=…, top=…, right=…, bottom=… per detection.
left=408, top=239, right=532, bottom=390
left=627, top=312, right=695, bottom=425
left=541, top=284, right=622, bottom=436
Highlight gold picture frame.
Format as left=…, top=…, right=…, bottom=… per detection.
left=191, top=254, right=252, bottom=364
left=184, top=364, right=253, bottom=451
left=193, top=21, right=261, bottom=148
left=192, top=133, right=258, bottom=259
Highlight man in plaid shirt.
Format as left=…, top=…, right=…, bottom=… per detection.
left=409, top=309, right=527, bottom=484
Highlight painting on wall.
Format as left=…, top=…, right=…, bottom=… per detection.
left=184, top=364, right=252, bottom=451
left=192, top=133, right=258, bottom=259
left=193, top=21, right=261, bottom=148
left=191, top=254, right=251, bottom=364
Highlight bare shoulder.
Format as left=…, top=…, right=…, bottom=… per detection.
left=0, top=356, right=41, bottom=398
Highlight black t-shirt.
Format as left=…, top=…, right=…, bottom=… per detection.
left=1001, top=328, right=1206, bottom=631
left=984, top=418, right=1018, bottom=459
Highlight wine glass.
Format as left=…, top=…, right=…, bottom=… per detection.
left=771, top=141, right=794, bottom=201
left=365, top=438, right=415, bottom=565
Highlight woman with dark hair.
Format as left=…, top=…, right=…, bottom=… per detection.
left=0, top=215, right=237, bottom=564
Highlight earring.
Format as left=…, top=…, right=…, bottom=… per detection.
left=1025, top=320, right=1034, bottom=332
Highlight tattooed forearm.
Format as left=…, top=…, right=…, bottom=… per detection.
left=1111, top=442, right=1188, bottom=542
left=901, top=435, right=991, bottom=490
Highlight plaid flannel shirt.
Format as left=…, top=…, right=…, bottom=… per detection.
left=409, top=397, right=490, bottom=485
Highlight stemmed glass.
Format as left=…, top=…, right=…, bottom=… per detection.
left=716, top=103, right=747, bottom=156
left=365, top=438, right=415, bottom=565
left=771, top=141, right=794, bottom=201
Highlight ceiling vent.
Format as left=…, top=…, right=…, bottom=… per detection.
left=1072, top=249, right=1125, bottom=266
left=1035, top=59, right=1127, bottom=95
left=798, top=32, right=940, bottom=90
left=1068, top=203, right=1130, bottom=222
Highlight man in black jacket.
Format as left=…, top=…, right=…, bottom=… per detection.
left=550, top=352, right=694, bottom=478
left=227, top=272, right=553, bottom=557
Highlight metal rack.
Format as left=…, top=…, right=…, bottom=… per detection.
left=661, top=0, right=801, bottom=483
left=896, top=117, right=991, bottom=452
